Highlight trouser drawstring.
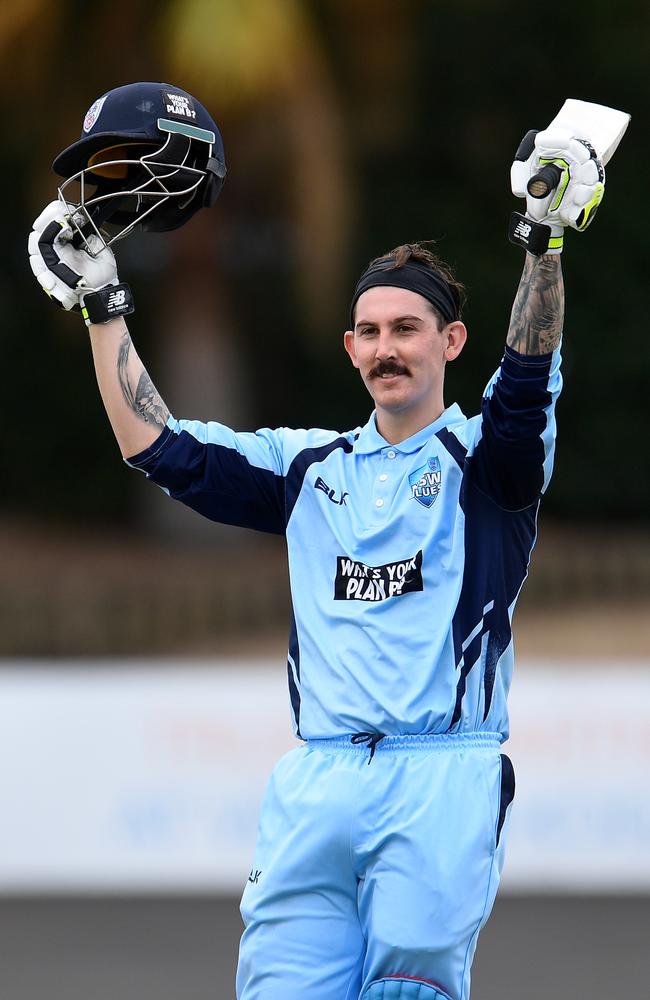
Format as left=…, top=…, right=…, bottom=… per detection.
left=351, top=732, right=386, bottom=763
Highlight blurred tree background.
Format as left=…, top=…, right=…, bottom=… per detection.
left=0, top=0, right=648, bottom=654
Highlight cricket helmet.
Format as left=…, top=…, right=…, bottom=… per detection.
left=53, top=82, right=227, bottom=255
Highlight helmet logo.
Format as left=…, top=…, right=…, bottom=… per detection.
left=83, top=95, right=108, bottom=133
left=162, top=89, right=197, bottom=121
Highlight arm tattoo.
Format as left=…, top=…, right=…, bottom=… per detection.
left=117, top=330, right=170, bottom=427
left=506, top=253, right=565, bottom=355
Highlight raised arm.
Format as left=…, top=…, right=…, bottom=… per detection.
left=28, top=200, right=294, bottom=534
left=28, top=201, right=169, bottom=458
left=467, top=251, right=564, bottom=511
left=463, top=124, right=605, bottom=509
left=506, top=253, right=564, bottom=357
left=87, top=317, right=170, bottom=458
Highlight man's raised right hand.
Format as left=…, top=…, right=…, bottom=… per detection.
left=28, top=201, right=133, bottom=324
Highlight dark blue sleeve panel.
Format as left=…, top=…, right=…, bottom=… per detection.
left=468, top=345, right=562, bottom=512
left=126, top=422, right=286, bottom=535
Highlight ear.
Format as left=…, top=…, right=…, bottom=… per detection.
left=443, top=320, right=467, bottom=362
left=343, top=329, right=360, bottom=369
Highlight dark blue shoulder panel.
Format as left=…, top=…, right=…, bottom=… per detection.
left=285, top=436, right=354, bottom=522
left=436, top=427, right=468, bottom=470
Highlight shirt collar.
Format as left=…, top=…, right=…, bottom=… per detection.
left=354, top=403, right=465, bottom=455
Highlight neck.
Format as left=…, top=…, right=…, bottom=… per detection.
left=374, top=401, right=446, bottom=445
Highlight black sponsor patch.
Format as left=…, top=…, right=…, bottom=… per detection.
left=161, top=90, right=197, bottom=121
left=334, top=550, right=423, bottom=602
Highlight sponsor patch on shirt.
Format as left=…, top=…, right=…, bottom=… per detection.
left=334, top=550, right=423, bottom=602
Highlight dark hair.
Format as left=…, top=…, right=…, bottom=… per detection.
left=366, top=242, right=466, bottom=323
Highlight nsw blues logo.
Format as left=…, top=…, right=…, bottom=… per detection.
left=83, top=95, right=107, bottom=133
left=409, top=456, right=442, bottom=508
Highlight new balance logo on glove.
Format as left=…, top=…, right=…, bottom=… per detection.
left=107, top=288, right=127, bottom=310
left=513, top=219, right=532, bottom=240
left=507, top=211, right=554, bottom=255
left=82, top=282, right=135, bottom=326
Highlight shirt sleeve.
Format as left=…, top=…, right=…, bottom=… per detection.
left=125, top=418, right=288, bottom=534
left=466, top=344, right=563, bottom=511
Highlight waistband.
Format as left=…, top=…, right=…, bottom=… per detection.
left=306, top=732, right=502, bottom=755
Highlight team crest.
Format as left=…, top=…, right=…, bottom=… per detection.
left=83, top=95, right=107, bottom=133
left=409, top=456, right=442, bottom=508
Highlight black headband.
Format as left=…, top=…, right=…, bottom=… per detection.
left=349, top=260, right=459, bottom=328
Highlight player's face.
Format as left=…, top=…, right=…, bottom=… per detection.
left=344, top=286, right=466, bottom=437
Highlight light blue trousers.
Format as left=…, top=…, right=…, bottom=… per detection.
left=237, top=733, right=514, bottom=1000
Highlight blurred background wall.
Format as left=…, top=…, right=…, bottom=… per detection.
left=0, top=1, right=649, bottom=998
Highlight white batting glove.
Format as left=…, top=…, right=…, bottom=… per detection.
left=509, top=128, right=605, bottom=255
left=28, top=200, right=134, bottom=324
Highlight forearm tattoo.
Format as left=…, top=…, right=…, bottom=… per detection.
left=506, top=253, right=565, bottom=355
left=117, top=330, right=170, bottom=427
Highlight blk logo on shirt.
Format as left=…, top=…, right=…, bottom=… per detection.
left=409, top=457, right=442, bottom=508
left=314, top=475, right=348, bottom=506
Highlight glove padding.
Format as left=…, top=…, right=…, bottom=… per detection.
left=510, top=127, right=605, bottom=255
left=28, top=200, right=119, bottom=312
left=512, top=126, right=605, bottom=229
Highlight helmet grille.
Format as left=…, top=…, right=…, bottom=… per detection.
left=87, top=142, right=158, bottom=179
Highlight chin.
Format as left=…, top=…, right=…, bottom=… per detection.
left=373, top=394, right=414, bottom=416
left=371, top=381, right=412, bottom=402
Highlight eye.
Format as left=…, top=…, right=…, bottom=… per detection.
left=358, top=327, right=377, bottom=337
left=396, top=325, right=414, bottom=334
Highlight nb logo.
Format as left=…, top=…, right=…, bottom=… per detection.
left=248, top=868, right=262, bottom=884
left=315, top=476, right=348, bottom=506
left=107, top=289, right=126, bottom=309
left=514, top=220, right=532, bottom=239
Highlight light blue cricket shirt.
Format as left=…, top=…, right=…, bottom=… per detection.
left=128, top=345, right=562, bottom=742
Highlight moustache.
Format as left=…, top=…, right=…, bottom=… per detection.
left=369, top=361, right=410, bottom=379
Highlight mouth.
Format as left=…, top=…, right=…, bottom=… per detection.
left=370, top=365, right=410, bottom=381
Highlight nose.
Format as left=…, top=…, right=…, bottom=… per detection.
left=375, top=328, right=396, bottom=360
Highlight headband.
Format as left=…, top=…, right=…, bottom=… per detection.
left=349, top=260, right=459, bottom=328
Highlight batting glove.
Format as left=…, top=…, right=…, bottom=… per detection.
left=28, top=200, right=134, bottom=325
left=508, top=127, right=605, bottom=255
